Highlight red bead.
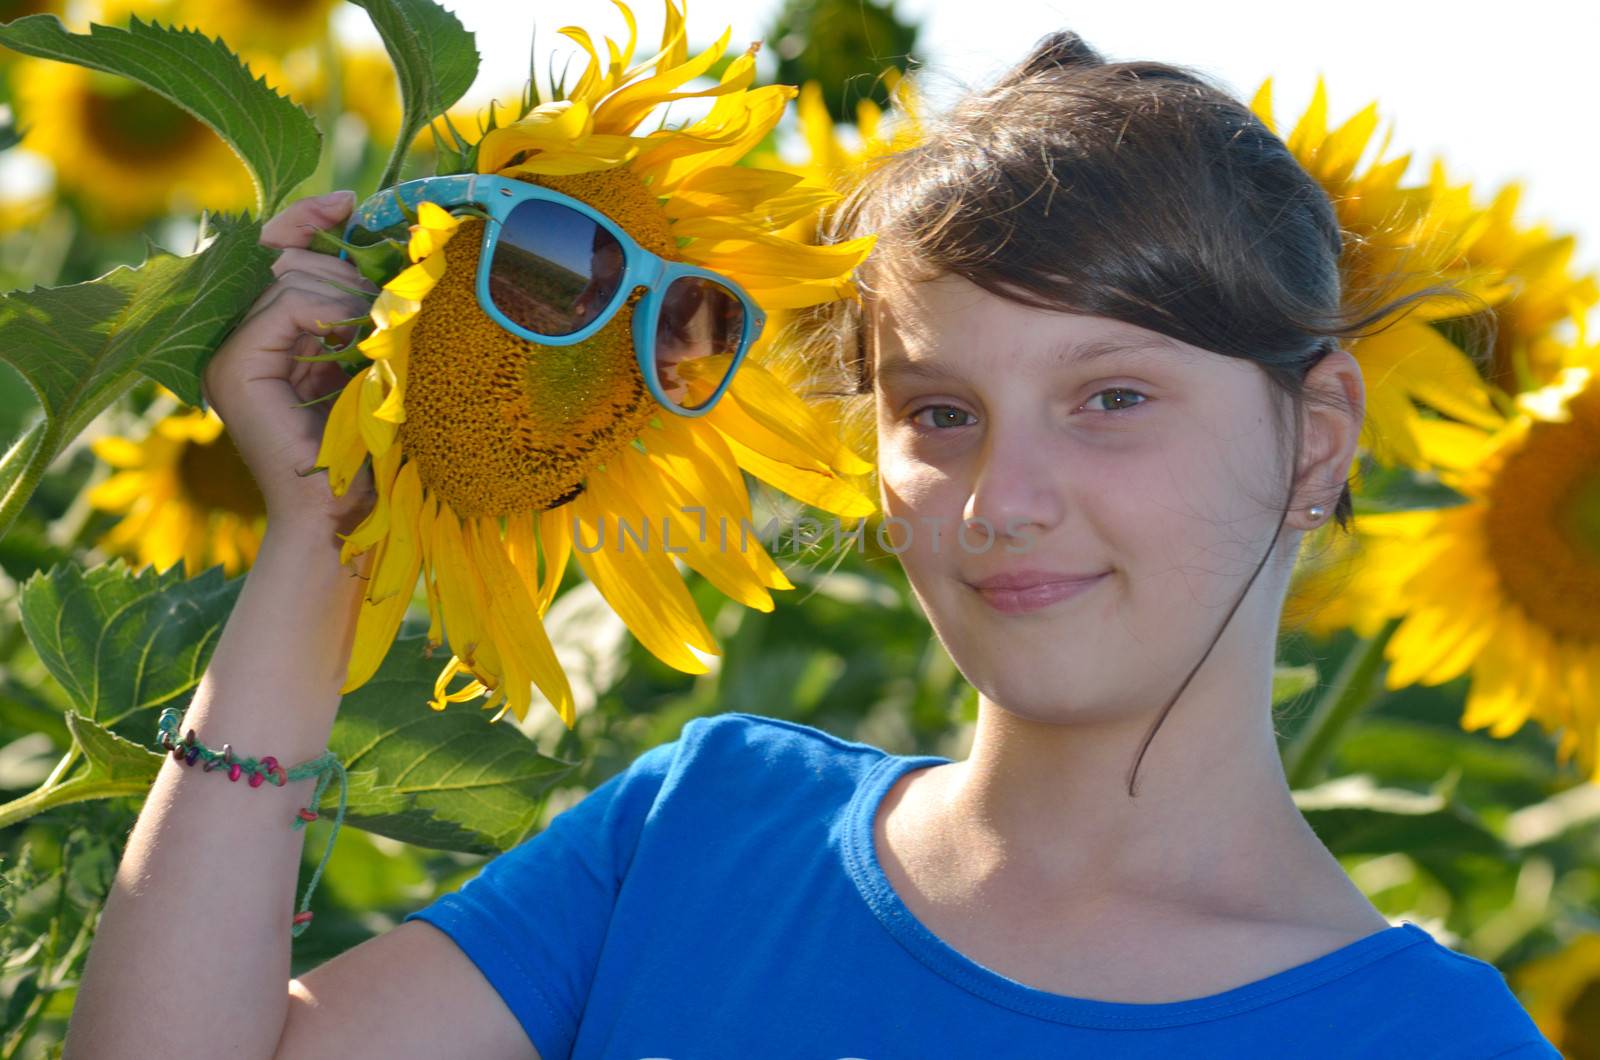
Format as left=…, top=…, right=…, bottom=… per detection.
left=292, top=911, right=314, bottom=926
left=272, top=767, right=288, bottom=786
left=227, top=763, right=242, bottom=781
left=296, top=807, right=318, bottom=822
left=261, top=756, right=279, bottom=772
left=248, top=771, right=265, bottom=788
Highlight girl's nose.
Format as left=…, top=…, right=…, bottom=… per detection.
left=963, top=422, right=1065, bottom=545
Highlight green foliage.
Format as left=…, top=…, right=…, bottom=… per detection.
left=327, top=635, right=578, bottom=855
left=767, top=0, right=919, bottom=123
left=0, top=14, right=322, bottom=217
left=18, top=560, right=242, bottom=736
left=0, top=212, right=275, bottom=540
left=347, top=0, right=479, bottom=189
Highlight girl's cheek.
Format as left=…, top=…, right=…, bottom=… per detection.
left=877, top=449, right=954, bottom=515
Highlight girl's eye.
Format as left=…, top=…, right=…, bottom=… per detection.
left=906, top=405, right=975, bottom=432
left=1082, top=387, right=1149, bottom=414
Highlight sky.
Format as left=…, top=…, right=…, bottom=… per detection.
left=334, top=0, right=1600, bottom=328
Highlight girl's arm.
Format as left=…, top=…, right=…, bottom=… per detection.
left=63, top=522, right=534, bottom=1059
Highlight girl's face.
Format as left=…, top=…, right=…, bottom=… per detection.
left=871, top=272, right=1303, bottom=726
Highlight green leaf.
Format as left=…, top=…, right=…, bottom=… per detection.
left=64, top=711, right=164, bottom=783
left=1293, top=773, right=1506, bottom=857
left=0, top=715, right=162, bottom=829
left=324, top=634, right=578, bottom=854
left=0, top=13, right=321, bottom=215
left=17, top=559, right=243, bottom=738
left=349, top=0, right=479, bottom=189
left=0, top=210, right=275, bottom=540
left=1336, top=717, right=1554, bottom=793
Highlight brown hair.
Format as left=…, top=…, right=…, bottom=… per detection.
left=783, top=30, right=1491, bottom=794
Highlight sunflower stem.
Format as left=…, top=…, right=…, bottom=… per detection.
left=0, top=766, right=149, bottom=831
left=0, top=413, right=59, bottom=545
left=1282, top=616, right=1401, bottom=789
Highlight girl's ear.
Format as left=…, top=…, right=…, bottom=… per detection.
left=1294, top=345, right=1366, bottom=522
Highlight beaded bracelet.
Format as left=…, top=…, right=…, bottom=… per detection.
left=155, top=706, right=348, bottom=939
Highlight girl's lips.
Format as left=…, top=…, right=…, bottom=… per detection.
left=971, top=572, right=1108, bottom=615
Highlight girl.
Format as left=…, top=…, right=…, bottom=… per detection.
left=67, top=29, right=1559, bottom=1060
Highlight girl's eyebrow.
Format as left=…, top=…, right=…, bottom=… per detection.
left=878, top=335, right=1181, bottom=385
left=1043, top=335, right=1184, bottom=365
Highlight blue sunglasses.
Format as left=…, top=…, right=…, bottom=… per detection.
left=340, top=174, right=767, bottom=417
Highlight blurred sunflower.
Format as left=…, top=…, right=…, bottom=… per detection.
left=1431, top=171, right=1600, bottom=394
left=88, top=389, right=267, bottom=577
left=312, top=0, right=878, bottom=727
left=98, top=0, right=338, bottom=56
left=11, top=55, right=258, bottom=228
left=1251, top=76, right=1513, bottom=472
left=1510, top=931, right=1600, bottom=1059
left=339, top=45, right=404, bottom=146
left=1288, top=349, right=1600, bottom=780
left=740, top=68, right=923, bottom=499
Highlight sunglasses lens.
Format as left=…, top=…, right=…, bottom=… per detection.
left=655, top=276, right=748, bottom=410
left=488, top=199, right=626, bottom=337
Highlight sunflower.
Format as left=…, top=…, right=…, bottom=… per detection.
left=11, top=54, right=257, bottom=228
left=312, top=0, right=878, bottom=728
left=1429, top=170, right=1600, bottom=394
left=735, top=68, right=924, bottom=506
left=1509, top=931, right=1600, bottom=1058
left=98, top=0, right=338, bottom=56
left=1251, top=77, right=1514, bottom=472
left=1288, top=346, right=1600, bottom=780
left=87, top=387, right=268, bottom=577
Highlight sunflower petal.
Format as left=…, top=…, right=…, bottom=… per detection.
left=470, top=516, right=576, bottom=727
left=314, top=368, right=370, bottom=496
left=567, top=483, right=718, bottom=672
left=341, top=460, right=424, bottom=691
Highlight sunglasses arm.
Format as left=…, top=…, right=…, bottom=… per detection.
left=344, top=174, right=484, bottom=242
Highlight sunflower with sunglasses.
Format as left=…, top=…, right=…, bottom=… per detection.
left=308, top=0, right=880, bottom=728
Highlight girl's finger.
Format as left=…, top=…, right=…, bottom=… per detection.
left=271, top=246, right=381, bottom=295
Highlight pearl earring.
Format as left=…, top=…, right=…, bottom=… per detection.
left=1308, top=505, right=1326, bottom=520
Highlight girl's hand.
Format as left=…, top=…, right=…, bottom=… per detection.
left=201, top=190, right=383, bottom=538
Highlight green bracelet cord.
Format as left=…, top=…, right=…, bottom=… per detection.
left=155, top=707, right=348, bottom=939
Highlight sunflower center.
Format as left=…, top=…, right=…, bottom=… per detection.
left=399, top=167, right=677, bottom=520
left=176, top=431, right=268, bottom=518
left=1482, top=376, right=1600, bottom=641
left=79, top=73, right=210, bottom=164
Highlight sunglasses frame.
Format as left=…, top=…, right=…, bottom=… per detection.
left=341, top=174, right=767, bottom=418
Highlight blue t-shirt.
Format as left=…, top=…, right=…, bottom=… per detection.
left=404, top=711, right=1561, bottom=1059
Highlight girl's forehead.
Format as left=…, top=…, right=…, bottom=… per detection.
left=869, top=275, right=1174, bottom=357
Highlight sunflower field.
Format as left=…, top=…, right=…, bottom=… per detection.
left=0, top=0, right=1597, bottom=1054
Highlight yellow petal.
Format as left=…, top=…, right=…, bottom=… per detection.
left=648, top=414, right=792, bottom=590
left=340, top=460, right=424, bottom=692
left=356, top=363, right=398, bottom=457
left=336, top=442, right=402, bottom=564
left=430, top=503, right=488, bottom=669
left=314, top=369, right=371, bottom=496
left=477, top=99, right=596, bottom=173
left=567, top=483, right=718, bottom=672
left=383, top=253, right=448, bottom=302
left=591, top=25, right=733, bottom=135
left=86, top=471, right=148, bottom=511
left=535, top=505, right=573, bottom=614
left=609, top=439, right=774, bottom=611
left=469, top=515, right=575, bottom=727
left=89, top=435, right=146, bottom=468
